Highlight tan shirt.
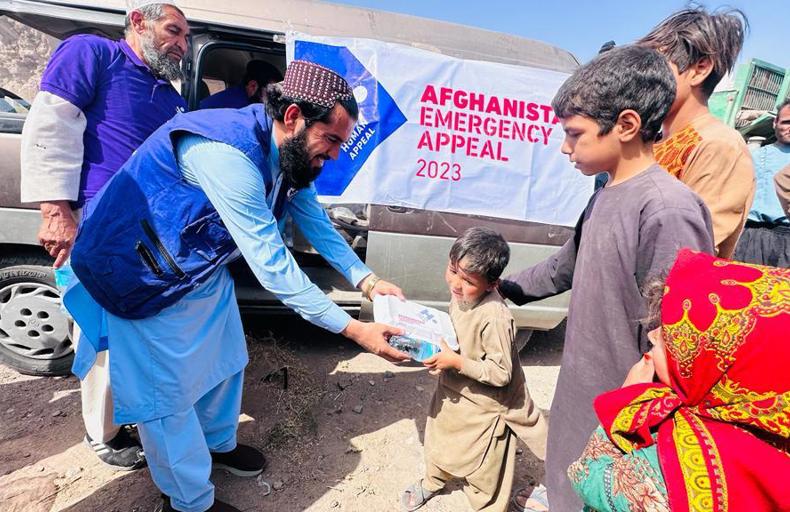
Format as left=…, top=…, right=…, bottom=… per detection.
left=424, top=292, right=536, bottom=476
left=654, top=113, right=755, bottom=258
left=776, top=164, right=790, bottom=217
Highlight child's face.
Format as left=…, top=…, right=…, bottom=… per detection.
left=559, top=115, right=619, bottom=175
left=647, top=327, right=670, bottom=385
left=445, top=258, right=495, bottom=306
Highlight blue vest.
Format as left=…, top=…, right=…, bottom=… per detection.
left=71, top=105, right=287, bottom=319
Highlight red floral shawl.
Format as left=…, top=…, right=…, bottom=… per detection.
left=594, top=249, right=790, bottom=512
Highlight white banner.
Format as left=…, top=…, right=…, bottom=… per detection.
left=288, top=33, right=593, bottom=227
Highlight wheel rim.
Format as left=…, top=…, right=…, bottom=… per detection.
left=0, top=281, right=73, bottom=360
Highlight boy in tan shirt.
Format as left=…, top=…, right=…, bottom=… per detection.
left=400, top=227, right=547, bottom=512
left=638, top=7, right=754, bottom=258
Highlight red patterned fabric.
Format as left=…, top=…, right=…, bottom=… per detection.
left=594, top=249, right=790, bottom=512
left=280, top=60, right=353, bottom=109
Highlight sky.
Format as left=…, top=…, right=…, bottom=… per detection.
left=333, top=0, right=788, bottom=70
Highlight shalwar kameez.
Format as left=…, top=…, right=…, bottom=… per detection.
left=65, top=62, right=375, bottom=512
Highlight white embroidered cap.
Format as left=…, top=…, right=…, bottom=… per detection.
left=126, top=1, right=179, bottom=13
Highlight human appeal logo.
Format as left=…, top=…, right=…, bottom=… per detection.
left=418, top=308, right=437, bottom=325
left=294, top=40, right=407, bottom=196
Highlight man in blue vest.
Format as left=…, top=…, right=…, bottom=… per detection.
left=64, top=60, right=409, bottom=512
left=20, top=0, right=188, bottom=470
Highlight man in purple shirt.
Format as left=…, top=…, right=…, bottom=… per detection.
left=20, top=1, right=188, bottom=470
left=199, top=60, right=282, bottom=110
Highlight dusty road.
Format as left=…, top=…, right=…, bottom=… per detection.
left=0, top=315, right=563, bottom=512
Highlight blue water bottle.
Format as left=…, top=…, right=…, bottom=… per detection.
left=388, top=335, right=440, bottom=361
left=53, top=263, right=76, bottom=314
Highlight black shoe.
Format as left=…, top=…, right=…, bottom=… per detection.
left=84, top=428, right=146, bottom=471
left=157, top=496, right=241, bottom=512
left=211, top=444, right=266, bottom=477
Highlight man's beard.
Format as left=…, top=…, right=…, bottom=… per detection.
left=280, top=128, right=323, bottom=190
left=140, top=30, right=183, bottom=81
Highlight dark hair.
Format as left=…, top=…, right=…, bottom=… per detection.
left=638, top=6, right=748, bottom=97
left=552, top=45, right=676, bottom=142
left=264, top=82, right=359, bottom=126
left=641, top=273, right=668, bottom=331
left=242, top=60, right=283, bottom=87
left=449, top=227, right=510, bottom=283
left=779, top=97, right=790, bottom=114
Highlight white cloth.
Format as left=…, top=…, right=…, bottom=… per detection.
left=62, top=209, right=119, bottom=443
left=20, top=91, right=86, bottom=203
left=76, top=327, right=118, bottom=443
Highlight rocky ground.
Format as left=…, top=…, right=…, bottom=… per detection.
left=0, top=18, right=56, bottom=101
left=0, top=315, right=563, bottom=512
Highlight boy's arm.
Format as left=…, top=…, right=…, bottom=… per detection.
left=457, top=318, right=514, bottom=387
left=499, top=202, right=588, bottom=305
left=499, top=231, right=578, bottom=306
left=681, top=138, right=755, bottom=258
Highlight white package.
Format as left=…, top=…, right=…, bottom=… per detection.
left=373, top=295, right=459, bottom=350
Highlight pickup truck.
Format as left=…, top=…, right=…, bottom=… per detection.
left=0, top=0, right=577, bottom=376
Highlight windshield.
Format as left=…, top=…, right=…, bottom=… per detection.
left=0, top=89, right=31, bottom=114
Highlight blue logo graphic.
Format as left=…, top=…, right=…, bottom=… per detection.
left=294, top=40, right=407, bottom=196
left=418, top=308, right=437, bottom=324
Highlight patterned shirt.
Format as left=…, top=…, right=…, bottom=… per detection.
left=568, top=426, right=669, bottom=512
left=654, top=113, right=755, bottom=258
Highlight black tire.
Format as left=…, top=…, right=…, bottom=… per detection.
left=0, top=255, right=74, bottom=376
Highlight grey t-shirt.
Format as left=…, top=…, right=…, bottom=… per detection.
left=500, top=165, right=714, bottom=511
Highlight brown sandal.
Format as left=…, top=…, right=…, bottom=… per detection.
left=511, top=484, right=549, bottom=511
left=400, top=480, right=438, bottom=511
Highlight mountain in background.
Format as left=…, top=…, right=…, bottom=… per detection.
left=0, top=19, right=57, bottom=101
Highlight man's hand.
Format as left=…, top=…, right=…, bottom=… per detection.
left=622, top=354, right=656, bottom=387
left=423, top=339, right=462, bottom=375
left=342, top=319, right=410, bottom=363
left=370, top=278, right=405, bottom=300
left=38, top=201, right=77, bottom=268
left=360, top=274, right=405, bottom=300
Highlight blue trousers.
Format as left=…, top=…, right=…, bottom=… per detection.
left=138, top=370, right=244, bottom=512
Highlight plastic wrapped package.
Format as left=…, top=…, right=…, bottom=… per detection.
left=373, top=295, right=458, bottom=361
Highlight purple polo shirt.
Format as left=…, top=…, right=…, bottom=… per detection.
left=199, top=85, right=251, bottom=110
left=40, top=34, right=187, bottom=208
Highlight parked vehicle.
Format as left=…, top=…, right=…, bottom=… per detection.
left=0, top=87, right=30, bottom=113
left=710, top=58, right=790, bottom=143
left=0, top=0, right=578, bottom=376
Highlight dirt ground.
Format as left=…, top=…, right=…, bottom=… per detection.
left=0, top=315, right=563, bottom=512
